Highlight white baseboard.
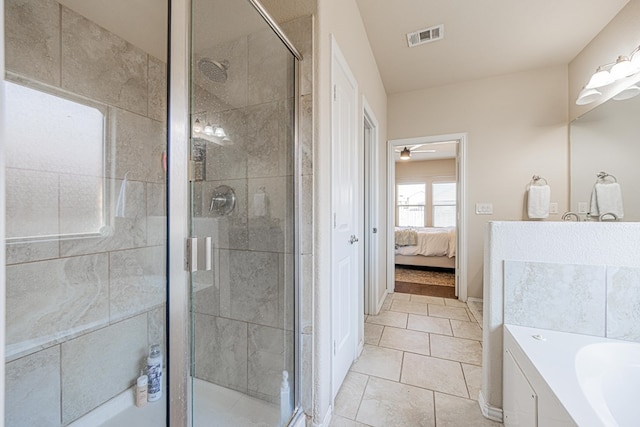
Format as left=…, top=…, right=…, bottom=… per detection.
left=478, top=390, right=503, bottom=422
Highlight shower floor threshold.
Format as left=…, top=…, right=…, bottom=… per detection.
left=70, top=376, right=280, bottom=427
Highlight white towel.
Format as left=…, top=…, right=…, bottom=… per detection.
left=527, top=185, right=550, bottom=219
left=589, top=182, right=624, bottom=219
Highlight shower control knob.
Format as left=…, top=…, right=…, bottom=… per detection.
left=349, top=235, right=359, bottom=244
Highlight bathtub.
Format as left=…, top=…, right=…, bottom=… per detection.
left=503, top=324, right=640, bottom=427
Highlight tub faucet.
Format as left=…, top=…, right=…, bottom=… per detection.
left=599, top=212, right=618, bottom=221
left=561, top=212, right=580, bottom=221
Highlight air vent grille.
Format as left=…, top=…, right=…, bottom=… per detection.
left=407, top=24, right=444, bottom=48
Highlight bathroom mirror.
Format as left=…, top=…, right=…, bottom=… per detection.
left=569, top=92, right=640, bottom=222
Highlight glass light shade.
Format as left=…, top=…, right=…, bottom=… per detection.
left=610, top=56, right=635, bottom=80
left=631, top=51, right=640, bottom=72
left=193, top=118, right=202, bottom=133
left=613, top=85, right=640, bottom=101
left=213, top=126, right=226, bottom=138
left=399, top=147, right=410, bottom=160
left=203, top=123, right=214, bottom=135
left=575, top=87, right=602, bottom=105
left=585, top=68, right=612, bottom=89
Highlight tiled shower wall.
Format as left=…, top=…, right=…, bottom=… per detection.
left=190, top=15, right=313, bottom=406
left=504, top=261, right=640, bottom=342
left=4, top=0, right=167, bottom=425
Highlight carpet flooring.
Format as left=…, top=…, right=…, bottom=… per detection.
left=394, top=266, right=456, bottom=298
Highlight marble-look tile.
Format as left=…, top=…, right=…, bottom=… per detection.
left=410, top=295, right=445, bottom=305
left=148, top=305, right=166, bottom=355
left=444, top=298, right=467, bottom=308
left=148, top=56, right=167, bottom=122
left=351, top=345, right=403, bottom=381
left=300, top=333, right=314, bottom=413
left=435, top=393, right=502, bottom=427
left=300, top=254, right=314, bottom=334
left=279, top=16, right=313, bottom=96
left=379, top=327, right=430, bottom=356
left=5, top=0, right=61, bottom=85
left=202, top=107, right=248, bottom=181
left=390, top=300, right=429, bottom=316
left=5, top=168, right=59, bottom=239
left=430, top=334, right=482, bottom=366
left=59, top=175, right=103, bottom=235
left=247, top=324, right=293, bottom=402
left=193, top=248, right=219, bottom=317
left=6, top=254, right=109, bottom=360
left=334, top=371, right=368, bottom=419
left=462, top=363, right=483, bottom=401
left=329, top=415, right=370, bottom=427
left=5, top=240, right=59, bottom=265
left=194, top=314, right=248, bottom=393
left=467, top=299, right=484, bottom=325
left=504, top=261, right=606, bottom=336
left=200, top=179, right=248, bottom=251
left=280, top=253, right=295, bottom=332
left=219, top=250, right=280, bottom=327
left=61, top=7, right=148, bottom=115
left=146, top=182, right=167, bottom=246
left=248, top=176, right=290, bottom=253
left=356, top=377, right=435, bottom=427
left=110, top=108, right=166, bottom=183
left=428, top=304, right=470, bottom=322
left=364, top=323, right=384, bottom=345
left=390, top=292, right=411, bottom=301
left=300, top=175, right=314, bottom=255
left=246, top=100, right=290, bottom=178
left=61, top=314, right=148, bottom=424
left=60, top=179, right=147, bottom=256
left=606, top=266, right=640, bottom=341
left=299, top=95, right=313, bottom=176
left=380, top=297, right=392, bottom=311
left=450, top=319, right=483, bottom=341
left=5, top=346, right=61, bottom=427
left=109, top=246, right=166, bottom=321
left=248, top=27, right=293, bottom=105
left=401, top=352, right=468, bottom=398
left=365, top=310, right=408, bottom=329
left=407, top=314, right=452, bottom=336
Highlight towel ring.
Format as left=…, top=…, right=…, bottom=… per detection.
left=596, top=171, right=617, bottom=183
left=530, top=175, right=548, bottom=186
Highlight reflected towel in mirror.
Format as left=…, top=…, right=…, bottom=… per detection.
left=590, top=182, right=624, bottom=219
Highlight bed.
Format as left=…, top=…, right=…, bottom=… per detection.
left=394, top=226, right=456, bottom=269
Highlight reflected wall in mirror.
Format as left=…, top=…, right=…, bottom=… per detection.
left=570, top=93, right=640, bottom=221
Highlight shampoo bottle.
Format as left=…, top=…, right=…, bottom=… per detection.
left=147, top=344, right=163, bottom=402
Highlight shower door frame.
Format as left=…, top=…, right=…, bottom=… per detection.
left=168, top=0, right=304, bottom=425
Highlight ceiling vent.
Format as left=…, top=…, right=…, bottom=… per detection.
left=406, top=24, right=444, bottom=48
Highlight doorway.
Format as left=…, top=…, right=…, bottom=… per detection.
left=387, top=134, right=468, bottom=302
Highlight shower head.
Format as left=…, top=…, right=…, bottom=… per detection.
left=198, top=58, right=229, bottom=83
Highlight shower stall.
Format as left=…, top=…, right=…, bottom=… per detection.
left=2, top=0, right=305, bottom=425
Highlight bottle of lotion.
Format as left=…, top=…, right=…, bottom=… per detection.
left=147, top=344, right=163, bottom=402
left=135, top=373, right=148, bottom=407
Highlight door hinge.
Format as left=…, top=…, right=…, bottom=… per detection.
left=189, top=159, right=205, bottom=182
left=333, top=85, right=337, bottom=101
left=186, top=237, right=212, bottom=272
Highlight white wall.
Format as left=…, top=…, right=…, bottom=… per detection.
left=388, top=66, right=569, bottom=299
left=482, top=221, right=640, bottom=419
left=0, top=0, right=6, bottom=424
left=315, top=0, right=387, bottom=424
left=569, top=0, right=640, bottom=121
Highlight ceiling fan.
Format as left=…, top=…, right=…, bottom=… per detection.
left=394, top=144, right=436, bottom=160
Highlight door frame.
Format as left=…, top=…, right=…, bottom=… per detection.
left=386, top=133, right=468, bottom=301
left=362, top=97, right=382, bottom=315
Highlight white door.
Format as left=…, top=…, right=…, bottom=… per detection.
left=331, top=38, right=359, bottom=399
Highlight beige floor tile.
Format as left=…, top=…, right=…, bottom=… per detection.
left=329, top=414, right=371, bottom=427
left=380, top=298, right=392, bottom=311
left=400, top=352, right=468, bottom=398
left=410, top=295, right=445, bottom=305
left=378, top=327, right=430, bottom=355
left=435, top=393, right=503, bottom=426
left=444, top=298, right=467, bottom=308
left=462, top=363, right=482, bottom=401
left=467, top=300, right=484, bottom=325
left=428, top=304, right=470, bottom=321
left=390, top=292, right=411, bottom=301
left=450, top=319, right=483, bottom=340
left=351, top=345, right=403, bottom=381
left=364, top=323, right=384, bottom=345
left=407, top=314, right=452, bottom=336
left=430, top=334, right=482, bottom=365
left=334, top=371, right=369, bottom=419
left=390, top=300, right=429, bottom=316
left=356, top=377, right=435, bottom=427
left=366, top=310, right=408, bottom=328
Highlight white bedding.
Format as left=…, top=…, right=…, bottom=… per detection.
left=395, top=227, right=456, bottom=258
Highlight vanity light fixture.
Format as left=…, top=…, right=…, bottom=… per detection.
left=612, top=84, right=640, bottom=101
left=399, top=147, right=411, bottom=160
left=577, top=44, right=640, bottom=105
left=203, top=122, right=215, bottom=136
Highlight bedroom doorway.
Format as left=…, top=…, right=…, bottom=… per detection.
left=386, top=134, right=468, bottom=301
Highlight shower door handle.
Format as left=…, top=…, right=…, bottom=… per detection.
left=349, top=235, right=359, bottom=244
left=186, top=237, right=212, bottom=272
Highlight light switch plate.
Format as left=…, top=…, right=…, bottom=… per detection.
left=549, top=202, right=558, bottom=214
left=475, top=202, right=493, bottom=215
left=578, top=202, right=588, bottom=214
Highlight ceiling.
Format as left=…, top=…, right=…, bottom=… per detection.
left=355, top=0, right=630, bottom=94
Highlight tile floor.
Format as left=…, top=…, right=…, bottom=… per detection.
left=330, top=293, right=502, bottom=427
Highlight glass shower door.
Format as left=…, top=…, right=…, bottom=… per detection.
left=188, top=0, right=298, bottom=425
